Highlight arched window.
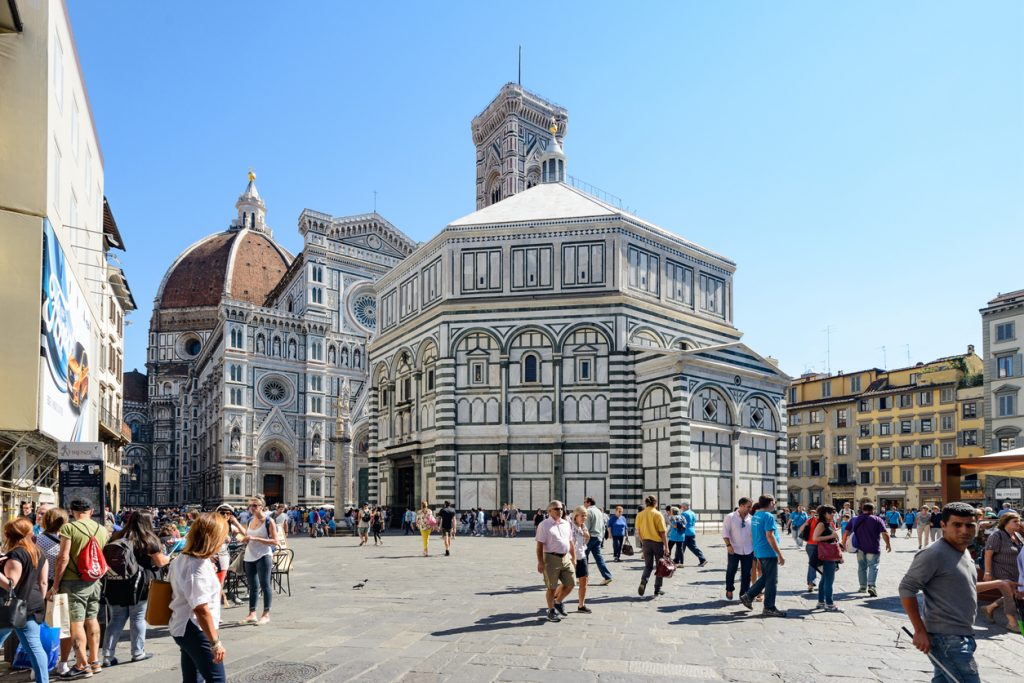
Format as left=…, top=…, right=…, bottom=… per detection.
left=523, top=354, right=539, bottom=383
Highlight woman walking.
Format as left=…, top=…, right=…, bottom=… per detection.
left=371, top=507, right=384, bottom=546
left=916, top=505, right=931, bottom=549
left=571, top=506, right=592, bottom=613
left=102, top=510, right=169, bottom=666
left=357, top=505, right=371, bottom=546
left=667, top=506, right=686, bottom=565
left=0, top=518, right=50, bottom=683
left=416, top=501, right=435, bottom=557
left=608, top=506, right=628, bottom=561
left=980, top=511, right=1022, bottom=631
left=240, top=496, right=278, bottom=626
left=804, top=509, right=821, bottom=593
left=811, top=505, right=842, bottom=611
left=169, top=512, right=228, bottom=683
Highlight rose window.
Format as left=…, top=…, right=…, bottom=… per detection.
left=261, top=380, right=287, bottom=404
left=353, top=295, right=377, bottom=330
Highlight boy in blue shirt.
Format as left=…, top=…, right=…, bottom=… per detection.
left=789, top=505, right=808, bottom=548
left=740, top=494, right=787, bottom=617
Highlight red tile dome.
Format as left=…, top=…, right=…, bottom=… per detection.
left=156, top=228, right=292, bottom=309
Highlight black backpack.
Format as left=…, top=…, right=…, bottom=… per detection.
left=102, top=538, right=143, bottom=606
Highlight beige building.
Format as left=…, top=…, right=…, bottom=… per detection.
left=982, top=290, right=1024, bottom=453
left=0, top=0, right=132, bottom=516
left=786, top=348, right=983, bottom=510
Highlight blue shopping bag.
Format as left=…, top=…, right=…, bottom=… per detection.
left=11, top=625, right=61, bottom=671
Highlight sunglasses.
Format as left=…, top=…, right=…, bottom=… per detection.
left=549, top=508, right=564, bottom=512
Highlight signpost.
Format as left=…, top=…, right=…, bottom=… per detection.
left=57, top=442, right=105, bottom=525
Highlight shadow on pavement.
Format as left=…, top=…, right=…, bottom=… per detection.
left=476, top=585, right=544, bottom=596
left=430, top=611, right=546, bottom=636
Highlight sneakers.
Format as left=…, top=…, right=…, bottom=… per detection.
left=698, top=560, right=708, bottom=568
left=856, top=586, right=867, bottom=592
left=554, top=602, right=567, bottom=617
left=546, top=608, right=560, bottom=622
left=60, top=667, right=93, bottom=680
left=577, top=605, right=592, bottom=614
left=867, top=586, right=878, bottom=597
left=825, top=604, right=843, bottom=612
left=599, top=578, right=613, bottom=586
left=762, top=608, right=788, bottom=618
left=816, top=601, right=825, bottom=609
left=806, top=583, right=816, bottom=592
left=654, top=589, right=665, bottom=596
left=739, top=594, right=753, bottom=610
left=638, top=580, right=647, bottom=596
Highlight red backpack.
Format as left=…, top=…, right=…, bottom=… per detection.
left=74, top=522, right=109, bottom=582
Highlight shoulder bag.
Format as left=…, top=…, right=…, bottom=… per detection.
left=145, top=566, right=172, bottom=627
left=655, top=556, right=676, bottom=579
left=621, top=537, right=634, bottom=556
left=0, top=555, right=32, bottom=629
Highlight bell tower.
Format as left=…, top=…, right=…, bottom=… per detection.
left=471, top=83, right=568, bottom=209
left=231, top=169, right=269, bottom=235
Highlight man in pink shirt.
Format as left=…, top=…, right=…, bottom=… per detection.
left=535, top=500, right=576, bottom=622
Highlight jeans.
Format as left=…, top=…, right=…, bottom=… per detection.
left=817, top=560, right=836, bottom=605
left=805, top=544, right=819, bottom=584
left=725, top=552, right=753, bottom=595
left=104, top=601, right=148, bottom=659
left=857, top=551, right=880, bottom=588
left=586, top=536, right=612, bottom=580
left=927, top=634, right=980, bottom=683
left=743, top=557, right=779, bottom=610
left=0, top=620, right=48, bottom=683
left=681, top=536, right=706, bottom=563
left=611, top=535, right=624, bottom=559
left=172, top=619, right=226, bottom=683
left=640, top=540, right=665, bottom=592
left=792, top=527, right=804, bottom=548
left=244, top=554, right=273, bottom=613
left=669, top=540, right=684, bottom=564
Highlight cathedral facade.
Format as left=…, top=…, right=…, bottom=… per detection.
left=132, top=83, right=789, bottom=524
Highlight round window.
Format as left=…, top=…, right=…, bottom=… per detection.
left=261, top=379, right=288, bottom=404
left=352, top=294, right=377, bottom=331
left=185, top=339, right=202, bottom=356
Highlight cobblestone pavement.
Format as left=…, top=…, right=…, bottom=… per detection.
left=47, top=530, right=1023, bottom=682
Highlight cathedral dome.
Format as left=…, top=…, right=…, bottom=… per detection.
left=155, top=228, right=292, bottom=309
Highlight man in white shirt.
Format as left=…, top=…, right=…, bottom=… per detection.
left=722, top=497, right=754, bottom=600
left=535, top=500, right=576, bottom=622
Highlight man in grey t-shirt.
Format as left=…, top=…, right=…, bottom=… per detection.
left=899, top=502, right=1018, bottom=683
left=584, top=497, right=612, bottom=584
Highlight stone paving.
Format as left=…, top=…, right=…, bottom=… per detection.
left=31, top=529, right=1024, bottom=682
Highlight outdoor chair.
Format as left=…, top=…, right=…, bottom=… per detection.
left=271, top=547, right=294, bottom=596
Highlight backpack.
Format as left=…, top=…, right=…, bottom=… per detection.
left=102, top=538, right=140, bottom=580
left=362, top=512, right=371, bottom=523
left=674, top=516, right=687, bottom=534
left=74, top=522, right=109, bottom=582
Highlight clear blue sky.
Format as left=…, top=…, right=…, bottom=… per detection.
left=68, top=1, right=1023, bottom=378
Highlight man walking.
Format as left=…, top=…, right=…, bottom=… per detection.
left=843, top=503, right=890, bottom=596
left=899, top=502, right=1018, bottom=683
left=789, top=505, right=808, bottom=548
left=402, top=507, right=415, bottom=535
left=885, top=505, right=903, bottom=538
left=722, top=497, right=754, bottom=600
left=535, top=500, right=576, bottom=622
left=583, top=497, right=612, bottom=585
left=438, top=501, right=457, bottom=556
left=636, top=495, right=670, bottom=597
left=49, top=499, right=108, bottom=678
left=740, top=494, right=787, bottom=617
left=678, top=502, right=708, bottom=567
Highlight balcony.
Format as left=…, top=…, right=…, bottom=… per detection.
left=828, top=479, right=857, bottom=487
left=960, top=480, right=982, bottom=491
left=99, top=408, right=129, bottom=444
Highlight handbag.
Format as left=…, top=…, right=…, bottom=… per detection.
left=817, top=540, right=843, bottom=562
left=621, top=538, right=634, bottom=556
left=145, top=578, right=173, bottom=627
left=228, top=550, right=245, bottom=575
left=655, top=556, right=676, bottom=578
left=0, top=571, right=29, bottom=629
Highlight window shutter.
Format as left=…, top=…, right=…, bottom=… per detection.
left=1017, top=436, right=1024, bottom=449
left=1016, top=355, right=1023, bottom=377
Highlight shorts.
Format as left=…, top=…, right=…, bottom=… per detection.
left=61, top=579, right=102, bottom=622
left=889, top=524, right=898, bottom=533
left=575, top=559, right=589, bottom=579
left=441, top=528, right=454, bottom=537
left=543, top=553, right=574, bottom=590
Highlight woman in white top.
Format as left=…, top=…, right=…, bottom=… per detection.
left=241, top=496, right=279, bottom=626
left=169, top=512, right=228, bottom=683
left=571, top=506, right=592, bottom=613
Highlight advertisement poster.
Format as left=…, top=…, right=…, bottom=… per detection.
left=40, top=219, right=95, bottom=442
left=57, top=442, right=106, bottom=525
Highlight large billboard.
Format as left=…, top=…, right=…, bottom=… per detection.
left=39, top=219, right=95, bottom=442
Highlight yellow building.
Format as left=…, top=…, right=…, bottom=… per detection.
left=785, top=347, right=983, bottom=511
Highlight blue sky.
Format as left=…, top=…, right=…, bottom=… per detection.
left=68, top=2, right=1023, bottom=377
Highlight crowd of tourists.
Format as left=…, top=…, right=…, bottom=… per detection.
left=2, top=494, right=302, bottom=682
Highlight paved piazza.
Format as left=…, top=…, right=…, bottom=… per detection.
left=89, top=532, right=1022, bottom=683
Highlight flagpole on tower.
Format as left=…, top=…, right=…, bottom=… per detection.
left=518, top=45, right=522, bottom=85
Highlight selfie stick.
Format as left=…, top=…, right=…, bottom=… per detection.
left=900, top=627, right=961, bottom=683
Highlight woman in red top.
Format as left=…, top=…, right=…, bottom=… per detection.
left=811, top=506, right=842, bottom=611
